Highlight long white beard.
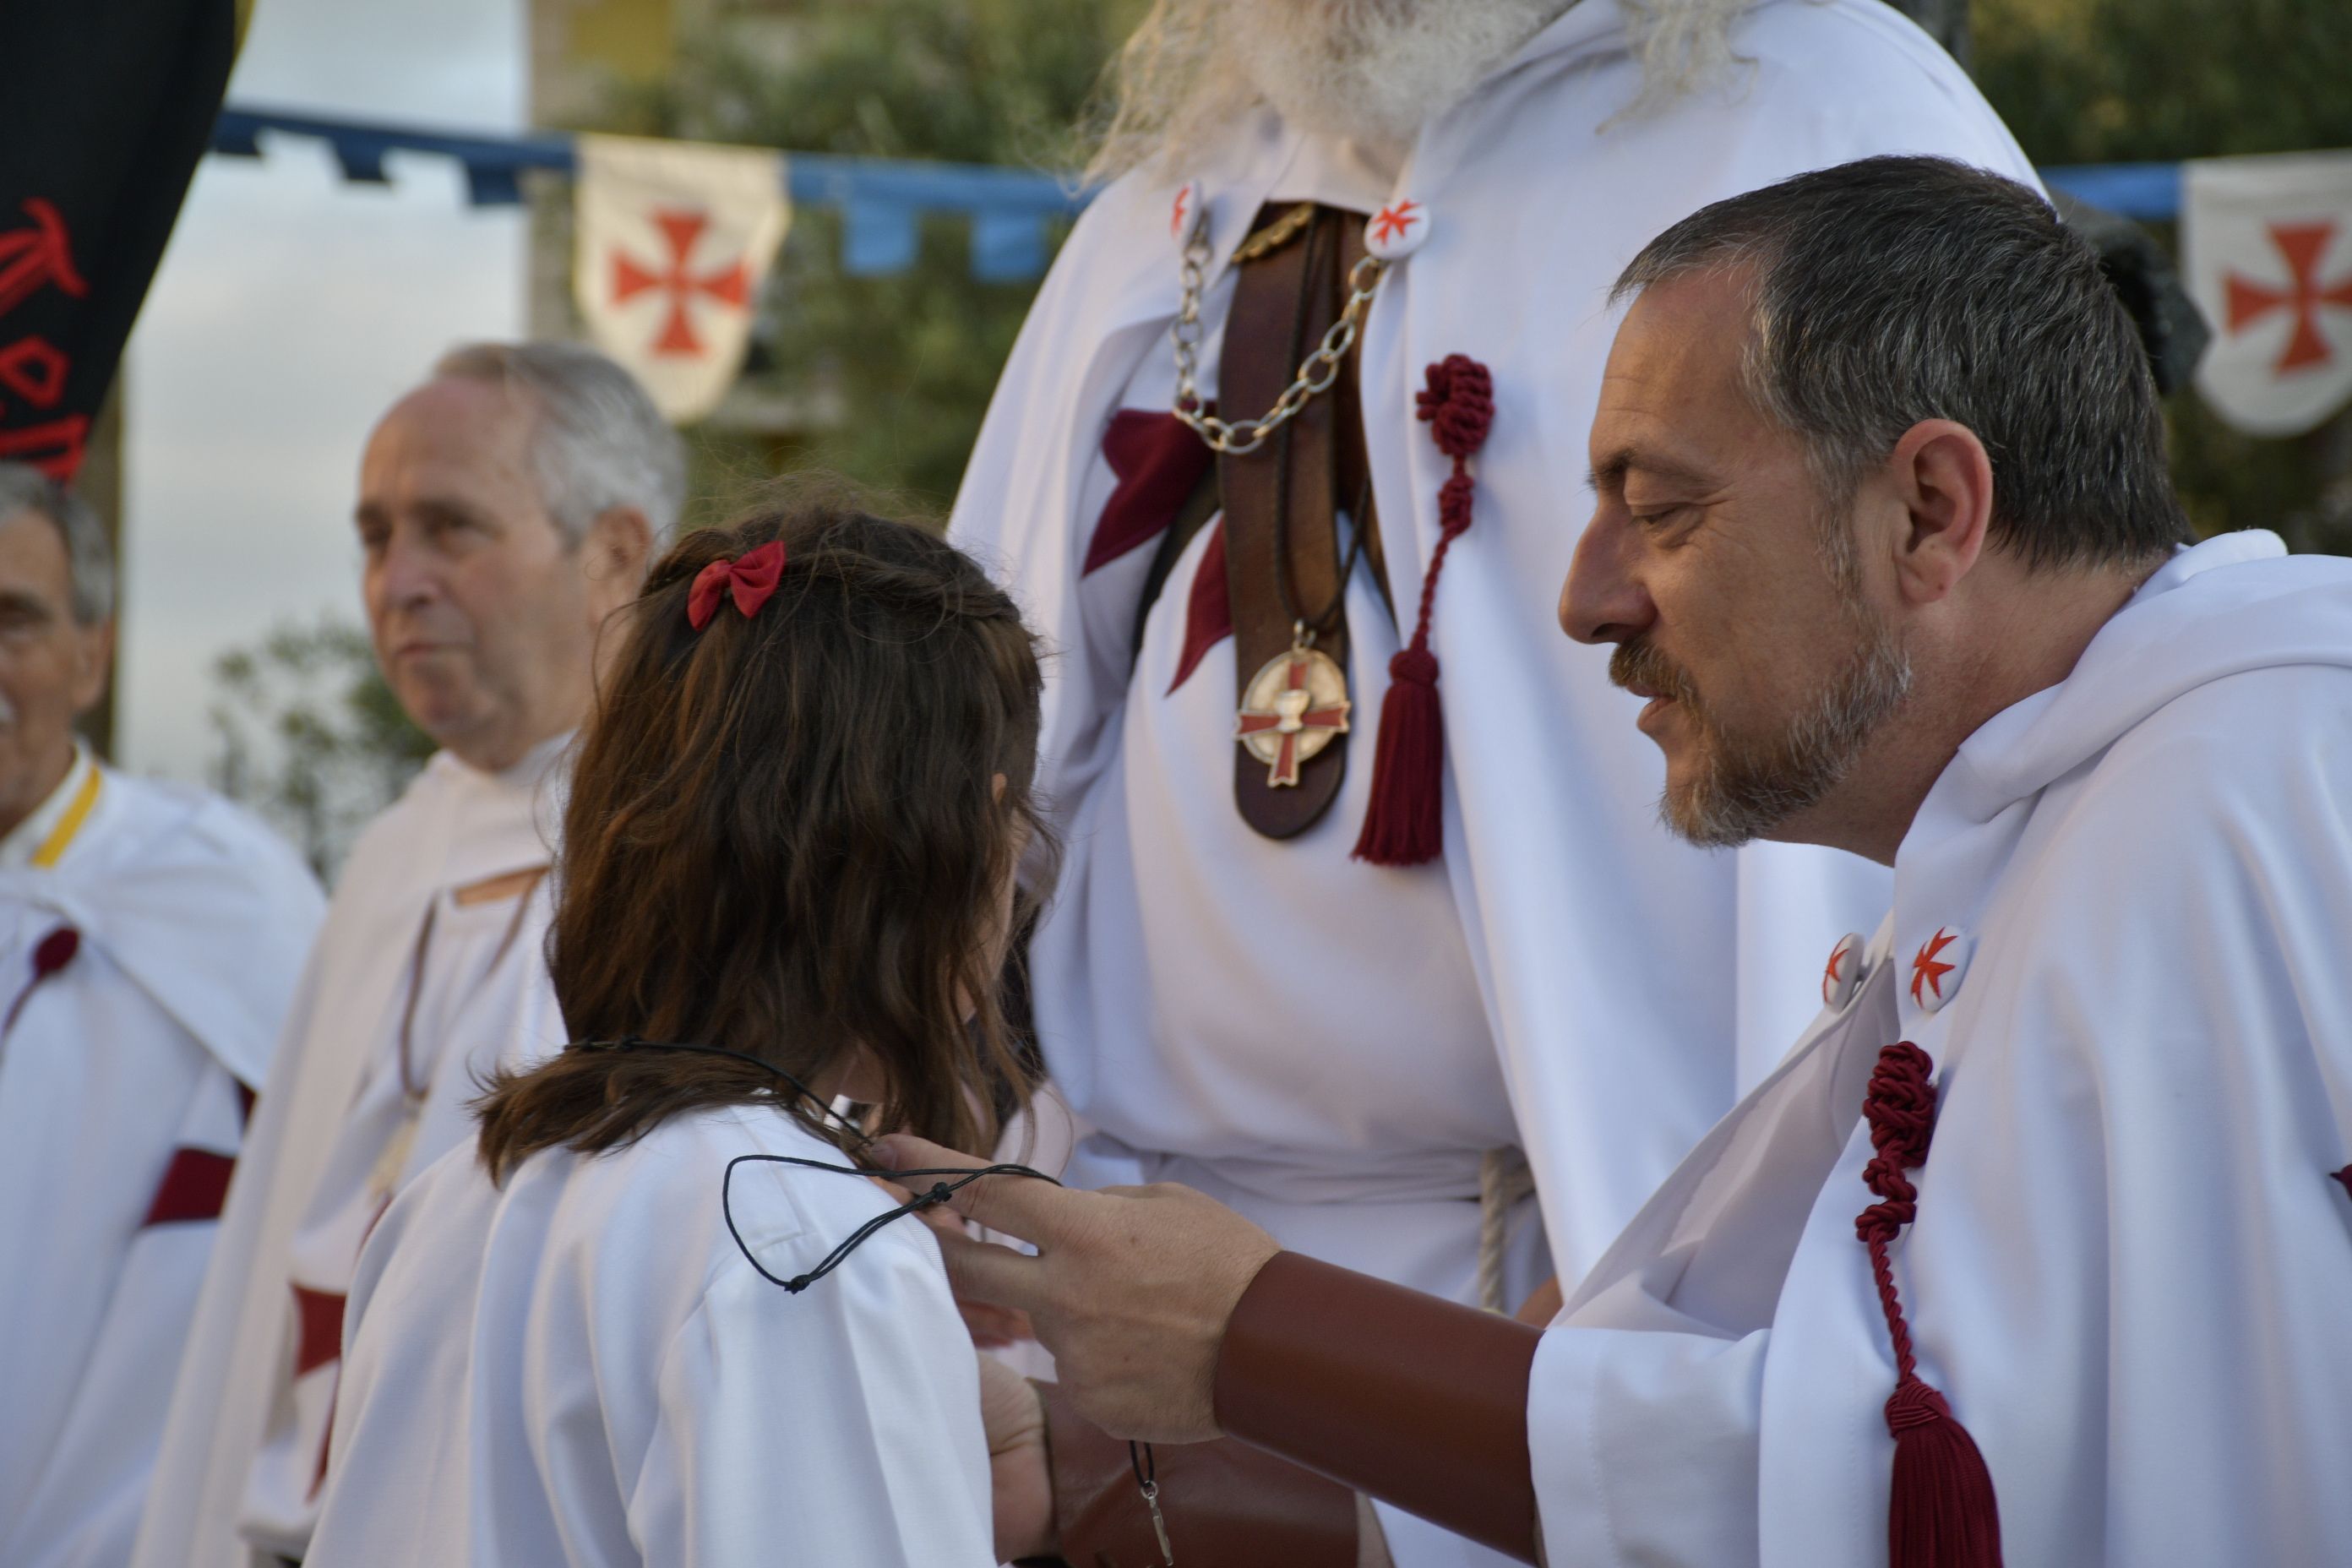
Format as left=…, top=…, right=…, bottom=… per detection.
left=1222, top=0, right=1569, bottom=151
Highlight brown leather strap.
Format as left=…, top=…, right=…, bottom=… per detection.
left=1219, top=204, right=1367, bottom=838
left=1213, top=1251, right=1543, bottom=1565
left=1036, top=1376, right=1359, bottom=1568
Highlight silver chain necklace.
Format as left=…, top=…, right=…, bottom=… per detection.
left=1168, top=211, right=1387, bottom=457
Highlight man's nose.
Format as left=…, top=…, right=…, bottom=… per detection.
left=1559, top=507, right=1653, bottom=646
left=372, top=531, right=443, bottom=612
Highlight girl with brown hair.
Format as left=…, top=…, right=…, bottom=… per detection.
left=303, top=494, right=1054, bottom=1567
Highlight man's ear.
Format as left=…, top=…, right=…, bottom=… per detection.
left=1886, top=419, right=1994, bottom=607
left=68, top=618, right=115, bottom=718
left=580, top=506, right=656, bottom=612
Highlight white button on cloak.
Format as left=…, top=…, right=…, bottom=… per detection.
left=1364, top=198, right=1430, bottom=260
left=1907, top=925, right=1975, bottom=1015
left=1821, top=931, right=1866, bottom=1010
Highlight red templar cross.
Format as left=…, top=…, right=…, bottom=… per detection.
left=1369, top=200, right=1422, bottom=248
left=1236, top=657, right=1350, bottom=787
left=611, top=208, right=751, bottom=358
left=2225, top=220, right=2352, bottom=374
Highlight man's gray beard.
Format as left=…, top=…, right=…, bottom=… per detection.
left=1614, top=607, right=1915, bottom=851
left=1215, top=0, right=1566, bottom=155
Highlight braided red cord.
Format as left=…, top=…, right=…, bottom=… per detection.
left=1854, top=1040, right=2003, bottom=1567
left=1402, top=355, right=1495, bottom=659
left=1856, top=1039, right=1937, bottom=1384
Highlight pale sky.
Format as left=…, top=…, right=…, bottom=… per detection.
left=120, top=0, right=527, bottom=781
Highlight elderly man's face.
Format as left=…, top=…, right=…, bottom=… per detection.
left=0, top=508, right=110, bottom=833
left=1560, top=272, right=1911, bottom=847
left=357, top=378, right=610, bottom=772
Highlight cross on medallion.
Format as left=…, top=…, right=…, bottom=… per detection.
left=1236, top=654, right=1350, bottom=787
left=611, top=208, right=752, bottom=358
left=2225, top=220, right=2352, bottom=374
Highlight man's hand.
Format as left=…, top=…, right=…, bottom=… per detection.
left=879, top=1135, right=1282, bottom=1443
left=977, top=1357, right=1054, bottom=1562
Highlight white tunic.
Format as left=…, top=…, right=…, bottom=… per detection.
left=1529, top=533, right=2352, bottom=1565
left=0, top=754, right=322, bottom=1568
left=134, top=738, right=570, bottom=1568
left=306, top=1105, right=997, bottom=1568
left=953, top=22, right=2022, bottom=1549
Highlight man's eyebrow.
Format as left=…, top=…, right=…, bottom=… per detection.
left=1585, top=446, right=1718, bottom=496
left=0, top=588, right=56, bottom=618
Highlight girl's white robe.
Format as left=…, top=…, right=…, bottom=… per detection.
left=305, top=1106, right=997, bottom=1568
left=0, top=765, right=322, bottom=1568
left=950, top=0, right=2029, bottom=1418
left=1530, top=532, right=2352, bottom=1565
left=134, top=740, right=569, bottom=1568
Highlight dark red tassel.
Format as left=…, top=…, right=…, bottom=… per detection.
left=1856, top=1042, right=2003, bottom=1568
left=1353, top=355, right=1493, bottom=867
left=1886, top=1380, right=2003, bottom=1567
left=1354, top=646, right=1445, bottom=863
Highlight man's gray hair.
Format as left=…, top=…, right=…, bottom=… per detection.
left=433, top=341, right=688, bottom=547
left=0, top=462, right=114, bottom=624
left=1613, top=155, right=2190, bottom=574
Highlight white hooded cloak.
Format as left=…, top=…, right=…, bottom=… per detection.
left=0, top=759, right=321, bottom=1567
left=1530, top=532, right=2352, bottom=1565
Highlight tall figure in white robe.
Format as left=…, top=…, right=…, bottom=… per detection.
left=133, top=342, right=682, bottom=1568
left=889, top=159, right=2352, bottom=1568
left=953, top=8, right=2024, bottom=1554
left=0, top=466, right=322, bottom=1568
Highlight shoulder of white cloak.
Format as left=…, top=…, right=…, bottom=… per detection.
left=1983, top=659, right=2352, bottom=1087
left=1481, top=0, right=2033, bottom=188
left=91, top=769, right=325, bottom=920
left=564, top=1104, right=921, bottom=1304
left=55, top=770, right=328, bottom=1086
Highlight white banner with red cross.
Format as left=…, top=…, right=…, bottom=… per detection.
left=2184, top=150, right=2352, bottom=437
left=573, top=133, right=791, bottom=425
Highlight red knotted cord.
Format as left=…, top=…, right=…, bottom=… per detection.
left=1353, top=354, right=1494, bottom=867
left=1855, top=1041, right=2003, bottom=1568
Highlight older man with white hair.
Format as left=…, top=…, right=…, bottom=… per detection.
left=952, top=5, right=2035, bottom=1560
left=0, top=466, right=322, bottom=1567
left=133, top=342, right=685, bottom=1568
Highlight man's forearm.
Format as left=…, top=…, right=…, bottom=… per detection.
left=1213, top=1251, right=1543, bottom=1564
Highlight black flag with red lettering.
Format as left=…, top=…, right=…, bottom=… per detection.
left=0, top=0, right=243, bottom=480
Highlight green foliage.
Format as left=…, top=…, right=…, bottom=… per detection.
left=597, top=0, right=1149, bottom=509
left=210, top=617, right=433, bottom=877
left=1976, top=0, right=2352, bottom=551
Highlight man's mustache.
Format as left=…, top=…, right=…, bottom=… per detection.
left=1609, top=637, right=1701, bottom=711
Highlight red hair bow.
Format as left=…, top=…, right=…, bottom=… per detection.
left=686, top=540, right=786, bottom=630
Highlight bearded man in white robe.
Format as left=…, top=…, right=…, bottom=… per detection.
left=133, top=342, right=683, bottom=1568
left=906, top=155, right=2352, bottom=1567
left=953, top=5, right=2032, bottom=1559
left=0, top=465, right=322, bottom=1568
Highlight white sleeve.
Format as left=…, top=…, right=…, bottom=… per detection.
left=1529, top=1314, right=1767, bottom=1568
left=634, top=1228, right=999, bottom=1568
left=10, top=1058, right=248, bottom=1568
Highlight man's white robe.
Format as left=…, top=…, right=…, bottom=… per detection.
left=306, top=1105, right=997, bottom=1568
left=1529, top=532, right=2352, bottom=1565
left=0, top=758, right=321, bottom=1568
left=133, top=739, right=569, bottom=1568
left=955, top=17, right=2024, bottom=1555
